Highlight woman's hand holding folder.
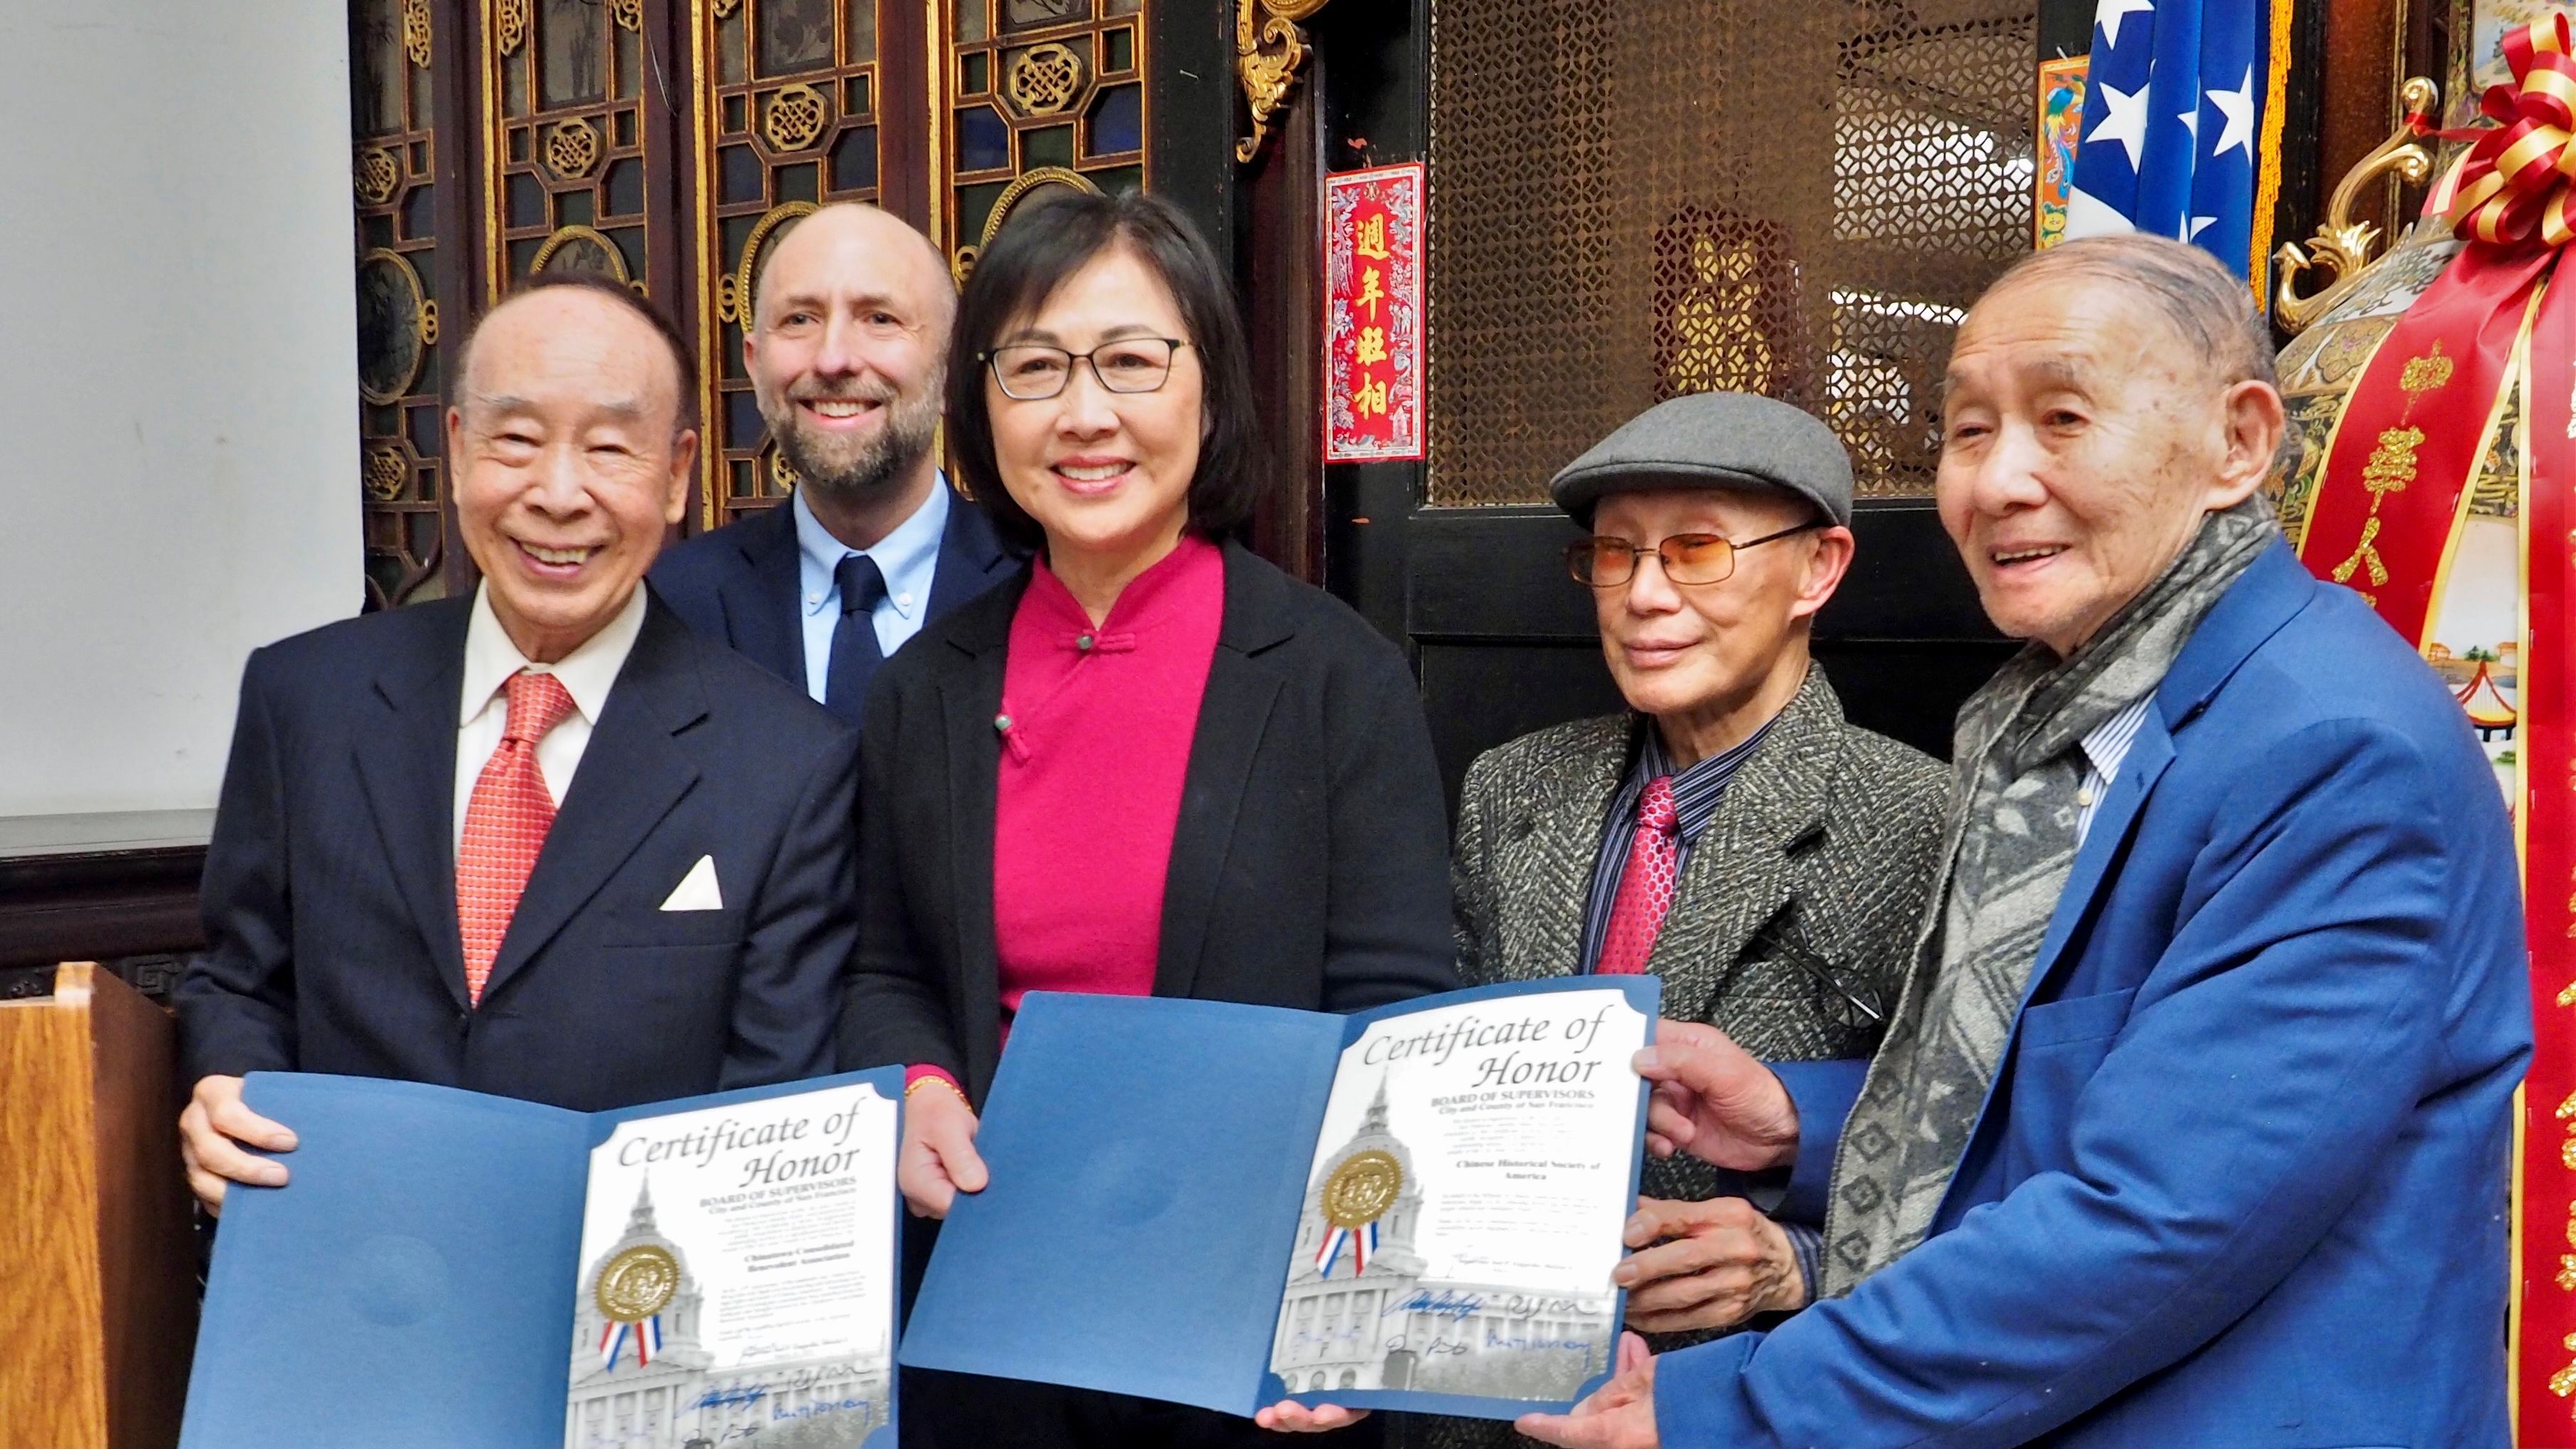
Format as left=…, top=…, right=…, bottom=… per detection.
left=898, top=1073, right=989, bottom=1217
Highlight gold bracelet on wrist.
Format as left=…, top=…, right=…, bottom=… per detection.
left=905, top=1074, right=966, bottom=1103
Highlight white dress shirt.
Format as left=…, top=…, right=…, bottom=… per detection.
left=2074, top=693, right=2155, bottom=845
left=792, top=478, right=950, bottom=702
left=453, top=582, right=649, bottom=855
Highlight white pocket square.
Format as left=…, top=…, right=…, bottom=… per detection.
left=659, top=855, right=724, bottom=912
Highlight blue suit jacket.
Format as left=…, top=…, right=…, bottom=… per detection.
left=173, top=592, right=860, bottom=1113
left=646, top=486, right=1019, bottom=697
left=1658, top=542, right=2530, bottom=1448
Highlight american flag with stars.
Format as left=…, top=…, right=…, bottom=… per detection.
left=2065, top=0, right=2273, bottom=279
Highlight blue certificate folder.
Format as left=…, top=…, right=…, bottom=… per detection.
left=181, top=1067, right=905, bottom=1449
left=900, top=977, right=1661, bottom=1421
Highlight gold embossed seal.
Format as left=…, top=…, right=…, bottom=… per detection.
left=594, top=1244, right=679, bottom=1323
left=1322, top=1148, right=1403, bottom=1229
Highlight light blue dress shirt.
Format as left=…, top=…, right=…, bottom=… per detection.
left=791, top=477, right=951, bottom=703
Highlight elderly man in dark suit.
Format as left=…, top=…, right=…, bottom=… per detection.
left=1375, top=393, right=1947, bottom=1449
left=650, top=203, right=1016, bottom=721
left=175, top=275, right=858, bottom=1212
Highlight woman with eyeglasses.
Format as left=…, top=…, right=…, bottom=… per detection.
left=1376, top=392, right=1952, bottom=1449
left=838, top=188, right=1452, bottom=1448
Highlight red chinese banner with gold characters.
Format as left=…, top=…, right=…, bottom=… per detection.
left=2525, top=249, right=2576, bottom=1449
left=1324, top=163, right=1424, bottom=463
left=2289, top=16, right=2576, bottom=1441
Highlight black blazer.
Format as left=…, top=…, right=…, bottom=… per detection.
left=839, top=540, right=1458, bottom=1101
left=646, top=484, right=1020, bottom=692
left=173, top=592, right=860, bottom=1112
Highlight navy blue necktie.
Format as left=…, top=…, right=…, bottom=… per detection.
left=823, top=554, right=887, bottom=725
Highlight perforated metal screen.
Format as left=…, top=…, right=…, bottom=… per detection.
left=1426, top=0, right=2037, bottom=503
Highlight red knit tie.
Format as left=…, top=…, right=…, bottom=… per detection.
left=458, top=671, right=577, bottom=1004
left=1595, top=776, right=1679, bottom=976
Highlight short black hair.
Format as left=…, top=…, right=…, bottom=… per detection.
left=465, top=271, right=699, bottom=434
left=944, top=189, right=1265, bottom=550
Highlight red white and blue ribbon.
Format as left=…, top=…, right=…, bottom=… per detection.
left=1314, top=1222, right=1377, bottom=1279
left=597, top=1315, right=663, bottom=1371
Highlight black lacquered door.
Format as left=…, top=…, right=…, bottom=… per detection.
left=1311, top=0, right=2031, bottom=800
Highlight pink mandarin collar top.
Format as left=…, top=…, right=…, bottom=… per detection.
left=930, top=533, right=1227, bottom=1088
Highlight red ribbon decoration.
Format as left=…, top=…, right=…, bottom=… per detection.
left=2293, top=250, right=2543, bottom=643
left=2444, top=15, right=2576, bottom=249
left=2523, top=232, right=2576, bottom=1449
left=2293, top=17, right=2576, bottom=1440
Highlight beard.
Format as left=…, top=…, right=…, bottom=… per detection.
left=759, top=374, right=941, bottom=504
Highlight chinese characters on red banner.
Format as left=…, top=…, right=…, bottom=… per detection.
left=1324, top=163, right=1424, bottom=463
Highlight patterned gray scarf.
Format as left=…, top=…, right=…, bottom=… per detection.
left=1819, top=497, right=2278, bottom=1296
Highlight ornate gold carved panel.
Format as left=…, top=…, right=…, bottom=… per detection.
left=354, top=0, right=450, bottom=607
left=377, top=0, right=1177, bottom=567
left=695, top=0, right=888, bottom=527
left=486, top=0, right=660, bottom=294
left=943, top=0, right=1145, bottom=279
left=1427, top=0, right=2036, bottom=503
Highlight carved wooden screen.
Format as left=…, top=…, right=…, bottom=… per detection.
left=354, top=0, right=453, bottom=607
left=1426, top=0, right=2037, bottom=503
left=349, top=0, right=1194, bottom=594
left=942, top=0, right=1147, bottom=278
left=697, top=0, right=890, bottom=526
left=485, top=0, right=672, bottom=294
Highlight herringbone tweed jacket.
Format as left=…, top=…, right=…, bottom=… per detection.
left=1401, top=665, right=1948, bottom=1449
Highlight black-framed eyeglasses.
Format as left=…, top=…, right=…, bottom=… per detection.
left=981, top=337, right=1190, bottom=401
left=1749, top=917, right=1885, bottom=1030
left=1565, top=520, right=1825, bottom=589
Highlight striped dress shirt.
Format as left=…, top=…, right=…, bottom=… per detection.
left=1578, top=715, right=1817, bottom=1298
left=1577, top=717, right=1780, bottom=973
left=2076, top=695, right=2154, bottom=845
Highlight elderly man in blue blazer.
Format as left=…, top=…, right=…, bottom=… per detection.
left=650, top=203, right=1016, bottom=722
left=1515, top=235, right=2531, bottom=1448
left=175, top=276, right=858, bottom=1212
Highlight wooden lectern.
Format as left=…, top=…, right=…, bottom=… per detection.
left=0, top=964, right=196, bottom=1449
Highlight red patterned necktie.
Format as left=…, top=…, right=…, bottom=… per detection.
left=1595, top=776, right=1679, bottom=976
left=457, top=671, right=577, bottom=1004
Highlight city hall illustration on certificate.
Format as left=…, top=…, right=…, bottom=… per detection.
left=1267, top=989, right=1651, bottom=1402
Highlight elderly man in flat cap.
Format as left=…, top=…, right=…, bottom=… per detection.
left=1384, top=391, right=1949, bottom=1449
left=1511, top=236, right=2528, bottom=1449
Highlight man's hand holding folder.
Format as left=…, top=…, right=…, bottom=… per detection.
left=178, top=1073, right=297, bottom=1214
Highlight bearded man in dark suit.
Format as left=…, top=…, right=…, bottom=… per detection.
left=649, top=203, right=1017, bottom=724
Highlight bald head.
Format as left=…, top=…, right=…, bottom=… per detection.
left=751, top=203, right=955, bottom=343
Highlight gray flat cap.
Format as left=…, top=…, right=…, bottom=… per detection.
left=1548, top=392, right=1853, bottom=528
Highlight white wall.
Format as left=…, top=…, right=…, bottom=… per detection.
left=0, top=3, right=361, bottom=825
